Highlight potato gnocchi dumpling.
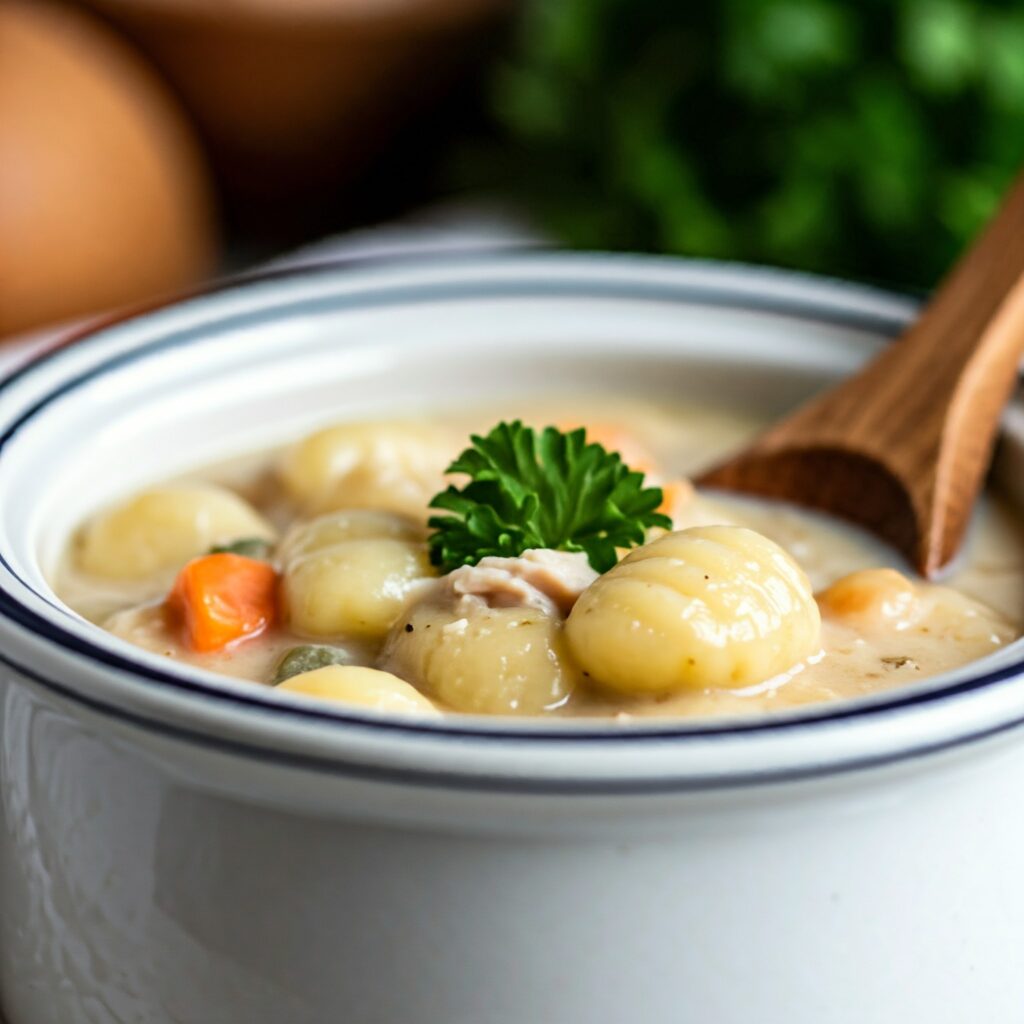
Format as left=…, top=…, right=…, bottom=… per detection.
left=281, top=510, right=434, bottom=640
left=77, top=483, right=275, bottom=581
left=382, top=601, right=577, bottom=715
left=278, top=508, right=423, bottom=564
left=276, top=665, right=439, bottom=715
left=278, top=420, right=455, bottom=519
left=566, top=526, right=821, bottom=695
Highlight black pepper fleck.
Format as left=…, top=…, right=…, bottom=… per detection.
left=404, top=623, right=414, bottom=633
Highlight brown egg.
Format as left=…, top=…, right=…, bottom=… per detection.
left=0, top=1, right=218, bottom=338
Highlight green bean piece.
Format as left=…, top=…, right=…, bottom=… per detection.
left=210, top=537, right=273, bottom=560
left=273, top=645, right=351, bottom=685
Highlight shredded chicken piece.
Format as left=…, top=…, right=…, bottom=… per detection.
left=442, top=549, right=599, bottom=618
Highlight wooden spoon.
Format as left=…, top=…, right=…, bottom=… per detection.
left=698, top=170, right=1024, bottom=578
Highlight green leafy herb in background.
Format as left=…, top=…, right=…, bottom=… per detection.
left=467, top=0, right=1024, bottom=288
left=428, top=421, right=670, bottom=573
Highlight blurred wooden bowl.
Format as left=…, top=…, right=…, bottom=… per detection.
left=81, top=0, right=510, bottom=222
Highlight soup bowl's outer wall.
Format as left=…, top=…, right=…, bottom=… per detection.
left=0, top=255, right=1023, bottom=1023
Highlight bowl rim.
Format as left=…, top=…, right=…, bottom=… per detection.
left=2, top=250, right=1024, bottom=793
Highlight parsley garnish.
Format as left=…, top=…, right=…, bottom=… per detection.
left=427, top=421, right=672, bottom=574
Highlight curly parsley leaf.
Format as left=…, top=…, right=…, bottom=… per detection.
left=427, top=421, right=672, bottom=574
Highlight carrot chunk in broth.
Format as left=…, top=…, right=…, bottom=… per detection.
left=168, top=553, right=278, bottom=653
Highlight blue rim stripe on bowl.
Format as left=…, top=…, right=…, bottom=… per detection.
left=4, top=640, right=1024, bottom=793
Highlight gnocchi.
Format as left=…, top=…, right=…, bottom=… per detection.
left=77, top=483, right=275, bottom=581
left=276, top=665, right=439, bottom=715
left=279, top=420, right=456, bottom=519
left=382, top=601, right=577, bottom=715
left=566, top=526, right=821, bottom=695
left=278, top=508, right=423, bottom=563
left=281, top=511, right=434, bottom=640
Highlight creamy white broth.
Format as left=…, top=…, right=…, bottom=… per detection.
left=54, top=397, right=1024, bottom=718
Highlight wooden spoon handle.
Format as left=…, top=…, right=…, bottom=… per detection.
left=763, top=170, right=1024, bottom=468
left=896, top=167, right=1024, bottom=379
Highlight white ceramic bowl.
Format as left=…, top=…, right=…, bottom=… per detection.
left=1, top=255, right=1023, bottom=1024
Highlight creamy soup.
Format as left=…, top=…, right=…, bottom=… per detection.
left=55, top=398, right=1024, bottom=719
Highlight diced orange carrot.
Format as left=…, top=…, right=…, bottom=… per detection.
left=817, top=568, right=917, bottom=624
left=657, top=479, right=694, bottom=518
left=168, top=553, right=278, bottom=653
left=556, top=421, right=659, bottom=473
